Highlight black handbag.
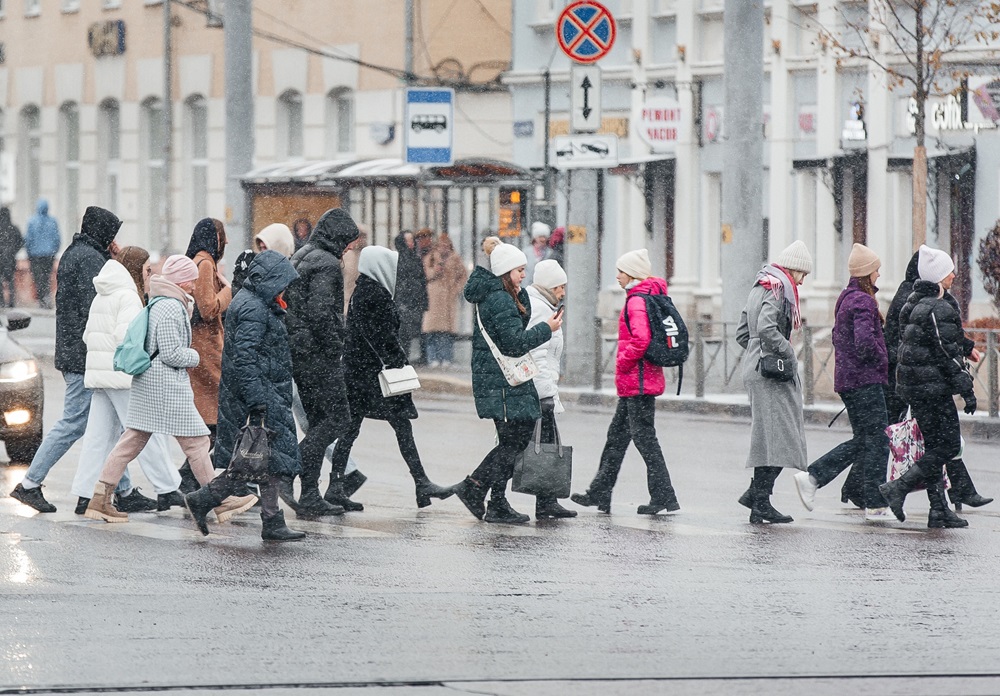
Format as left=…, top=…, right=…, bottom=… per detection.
left=226, top=422, right=271, bottom=483
left=512, top=418, right=573, bottom=499
left=758, top=348, right=795, bottom=382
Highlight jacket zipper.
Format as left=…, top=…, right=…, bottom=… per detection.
left=639, top=361, right=644, bottom=394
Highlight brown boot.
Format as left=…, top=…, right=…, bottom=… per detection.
left=214, top=494, right=258, bottom=523
left=84, top=481, right=129, bottom=523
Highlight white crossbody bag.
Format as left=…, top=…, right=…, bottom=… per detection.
left=354, top=298, right=421, bottom=398
left=475, top=306, right=540, bottom=387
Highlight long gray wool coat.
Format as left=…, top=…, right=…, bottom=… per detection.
left=736, top=284, right=808, bottom=471
left=125, top=297, right=210, bottom=437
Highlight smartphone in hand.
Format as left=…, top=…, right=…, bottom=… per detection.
left=555, top=300, right=565, bottom=317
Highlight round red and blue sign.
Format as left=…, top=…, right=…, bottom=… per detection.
left=556, top=1, right=617, bottom=64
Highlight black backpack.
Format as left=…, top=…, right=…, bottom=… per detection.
left=623, top=293, right=690, bottom=394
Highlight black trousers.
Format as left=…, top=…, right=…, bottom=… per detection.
left=296, top=369, right=350, bottom=491
left=586, top=395, right=676, bottom=505
left=29, top=256, right=53, bottom=304
left=808, top=384, right=889, bottom=509
left=910, top=397, right=962, bottom=488
left=470, top=419, right=535, bottom=497
left=207, top=472, right=281, bottom=520
left=329, top=411, right=428, bottom=483
left=0, top=266, right=16, bottom=306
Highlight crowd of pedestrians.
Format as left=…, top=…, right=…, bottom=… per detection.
left=6, top=202, right=992, bottom=538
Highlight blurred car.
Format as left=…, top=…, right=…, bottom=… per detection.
left=0, top=310, right=43, bottom=463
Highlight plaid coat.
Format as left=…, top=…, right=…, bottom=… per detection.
left=125, top=295, right=209, bottom=437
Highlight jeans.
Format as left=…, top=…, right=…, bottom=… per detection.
left=586, top=395, right=677, bottom=505
left=426, top=332, right=454, bottom=364
left=808, top=384, right=889, bottom=509
left=71, top=388, right=181, bottom=498
left=29, top=256, right=54, bottom=306
left=25, top=372, right=111, bottom=487
left=470, top=419, right=536, bottom=496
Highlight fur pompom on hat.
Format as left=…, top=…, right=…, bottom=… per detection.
left=616, top=249, right=652, bottom=280
left=490, top=243, right=528, bottom=277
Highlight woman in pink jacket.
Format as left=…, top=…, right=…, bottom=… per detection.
left=571, top=249, right=680, bottom=515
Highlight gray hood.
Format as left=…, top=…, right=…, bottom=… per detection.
left=358, top=245, right=398, bottom=298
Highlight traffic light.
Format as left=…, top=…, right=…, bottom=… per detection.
left=498, top=186, right=528, bottom=238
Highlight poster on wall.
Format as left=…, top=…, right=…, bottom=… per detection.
left=968, top=76, right=1000, bottom=125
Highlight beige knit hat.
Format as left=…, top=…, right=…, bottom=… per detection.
left=774, top=240, right=813, bottom=275
left=848, top=243, right=881, bottom=277
left=616, top=249, right=652, bottom=280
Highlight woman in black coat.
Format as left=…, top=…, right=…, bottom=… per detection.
left=326, top=245, right=452, bottom=509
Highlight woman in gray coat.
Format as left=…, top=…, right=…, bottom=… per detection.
left=85, top=255, right=256, bottom=524
left=736, top=241, right=812, bottom=524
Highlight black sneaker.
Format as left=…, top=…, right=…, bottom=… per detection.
left=156, top=490, right=186, bottom=511
left=114, top=488, right=157, bottom=513
left=10, top=483, right=57, bottom=512
left=75, top=497, right=91, bottom=515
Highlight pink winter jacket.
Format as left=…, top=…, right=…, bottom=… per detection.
left=616, top=276, right=669, bottom=397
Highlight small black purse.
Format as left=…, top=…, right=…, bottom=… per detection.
left=758, top=349, right=795, bottom=382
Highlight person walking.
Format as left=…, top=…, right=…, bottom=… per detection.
left=177, top=218, right=232, bottom=492
left=291, top=217, right=312, bottom=252
left=526, top=259, right=575, bottom=519
left=10, top=206, right=126, bottom=513
left=422, top=233, right=468, bottom=367
left=0, top=207, right=23, bottom=306
left=24, top=199, right=61, bottom=309
left=571, top=249, right=681, bottom=516
left=342, top=226, right=369, bottom=313
left=84, top=255, right=256, bottom=524
left=394, top=231, right=429, bottom=363
left=451, top=242, right=560, bottom=524
left=792, top=244, right=891, bottom=520
left=184, top=250, right=306, bottom=541
left=548, top=226, right=565, bottom=266
left=285, top=208, right=361, bottom=516
left=326, top=246, right=453, bottom=510
left=733, top=240, right=812, bottom=524
left=878, top=246, right=977, bottom=529
left=70, top=248, right=184, bottom=514
left=231, top=223, right=296, bottom=290
left=523, top=222, right=551, bottom=287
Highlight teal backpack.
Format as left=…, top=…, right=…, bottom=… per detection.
left=113, top=297, right=165, bottom=376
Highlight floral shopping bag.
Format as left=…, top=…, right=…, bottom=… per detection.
left=885, top=409, right=949, bottom=490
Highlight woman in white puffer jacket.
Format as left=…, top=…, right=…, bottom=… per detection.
left=70, top=248, right=183, bottom=513
left=525, top=259, right=575, bottom=520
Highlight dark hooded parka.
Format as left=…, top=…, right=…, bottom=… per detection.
left=214, top=251, right=301, bottom=477
left=55, top=206, right=122, bottom=374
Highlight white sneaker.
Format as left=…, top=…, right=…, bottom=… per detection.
left=794, top=471, right=818, bottom=511
left=429, top=360, right=441, bottom=368
left=865, top=507, right=893, bottom=522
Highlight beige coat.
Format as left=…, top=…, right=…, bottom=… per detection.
left=422, top=248, right=467, bottom=333
left=189, top=250, right=232, bottom=425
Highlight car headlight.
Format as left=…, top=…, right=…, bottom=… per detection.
left=0, top=360, right=38, bottom=383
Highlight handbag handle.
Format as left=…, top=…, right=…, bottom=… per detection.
left=533, top=416, right=564, bottom=457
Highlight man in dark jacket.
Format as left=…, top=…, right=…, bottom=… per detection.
left=394, top=231, right=429, bottom=363
left=10, top=207, right=150, bottom=513
left=284, top=207, right=360, bottom=516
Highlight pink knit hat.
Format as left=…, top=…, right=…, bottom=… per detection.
left=160, top=254, right=199, bottom=285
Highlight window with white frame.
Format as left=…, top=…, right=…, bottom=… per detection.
left=185, top=95, right=209, bottom=222
left=276, top=90, right=303, bottom=159
left=59, top=102, right=80, bottom=231
left=18, top=106, right=40, bottom=224
left=24, top=0, right=39, bottom=16
left=325, top=88, right=355, bottom=156
left=141, top=97, right=166, bottom=247
left=61, top=0, right=80, bottom=13
left=97, top=99, right=121, bottom=213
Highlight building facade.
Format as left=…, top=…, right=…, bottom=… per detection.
left=508, top=0, right=1000, bottom=321
left=0, top=0, right=513, bottom=254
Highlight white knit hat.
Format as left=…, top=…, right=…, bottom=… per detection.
left=616, top=249, right=652, bottom=280
left=490, top=243, right=528, bottom=277
left=918, top=244, right=955, bottom=284
left=532, top=259, right=567, bottom=289
left=774, top=240, right=813, bottom=274
left=531, top=221, right=551, bottom=240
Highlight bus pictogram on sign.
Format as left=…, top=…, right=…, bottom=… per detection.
left=556, top=1, right=616, bottom=64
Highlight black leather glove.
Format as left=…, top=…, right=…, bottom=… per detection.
left=963, top=394, right=977, bottom=415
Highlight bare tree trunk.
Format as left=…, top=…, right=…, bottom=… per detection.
left=911, top=0, right=927, bottom=250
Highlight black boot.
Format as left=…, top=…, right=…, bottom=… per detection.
left=297, top=486, right=345, bottom=517
left=738, top=479, right=754, bottom=509
left=156, top=490, right=185, bottom=511
left=638, top=487, right=680, bottom=515
left=115, top=488, right=157, bottom=512
left=451, top=477, right=488, bottom=520
left=570, top=490, right=611, bottom=514
left=484, top=497, right=530, bottom=524
left=322, top=479, right=363, bottom=512
left=75, top=497, right=90, bottom=515
left=878, top=461, right=927, bottom=522
left=946, top=459, right=993, bottom=511
left=536, top=496, right=577, bottom=519
left=414, top=476, right=454, bottom=508
left=178, top=461, right=200, bottom=494
left=749, top=469, right=792, bottom=524
left=342, top=470, right=368, bottom=498
left=261, top=511, right=306, bottom=541
left=927, top=480, right=969, bottom=529
left=184, top=486, right=224, bottom=535
left=276, top=476, right=298, bottom=512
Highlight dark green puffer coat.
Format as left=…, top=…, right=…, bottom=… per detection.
left=464, top=266, right=551, bottom=422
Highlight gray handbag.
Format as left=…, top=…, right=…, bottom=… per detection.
left=512, top=418, right=573, bottom=499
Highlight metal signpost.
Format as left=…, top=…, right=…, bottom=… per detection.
left=404, top=88, right=454, bottom=166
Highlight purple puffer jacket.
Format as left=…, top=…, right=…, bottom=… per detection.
left=833, top=277, right=888, bottom=394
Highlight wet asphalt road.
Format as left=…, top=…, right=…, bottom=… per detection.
left=3, top=364, right=1000, bottom=695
